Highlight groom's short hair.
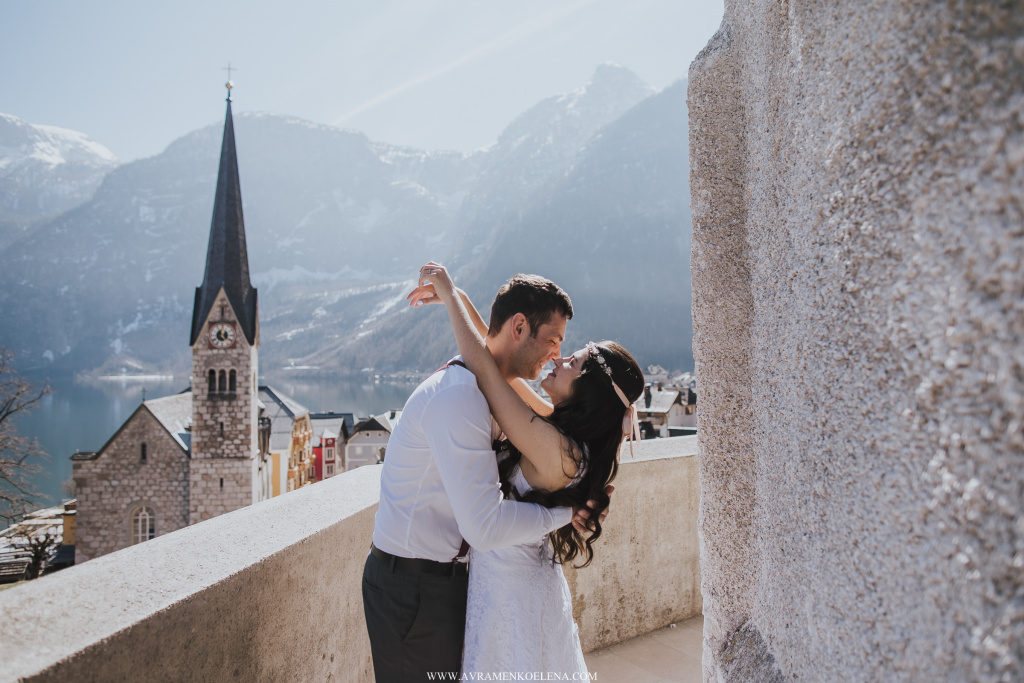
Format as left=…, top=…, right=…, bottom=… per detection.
left=487, top=274, right=573, bottom=338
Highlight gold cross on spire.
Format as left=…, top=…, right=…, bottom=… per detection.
left=223, top=62, right=237, bottom=101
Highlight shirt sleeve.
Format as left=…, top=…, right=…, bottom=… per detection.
left=422, top=381, right=573, bottom=552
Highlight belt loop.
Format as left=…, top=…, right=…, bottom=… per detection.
left=450, top=560, right=457, bottom=579
left=389, top=554, right=396, bottom=573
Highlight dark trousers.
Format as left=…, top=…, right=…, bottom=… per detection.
left=362, top=551, right=469, bottom=682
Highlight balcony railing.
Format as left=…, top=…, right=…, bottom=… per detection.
left=0, top=436, right=699, bottom=682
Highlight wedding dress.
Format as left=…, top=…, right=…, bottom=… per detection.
left=461, top=464, right=590, bottom=677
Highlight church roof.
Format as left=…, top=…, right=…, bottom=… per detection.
left=143, top=392, right=193, bottom=452
left=76, top=390, right=194, bottom=461
left=190, top=100, right=258, bottom=346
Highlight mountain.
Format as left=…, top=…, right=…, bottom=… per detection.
left=0, top=113, right=475, bottom=374
left=0, top=114, right=118, bottom=251
left=310, top=78, right=693, bottom=373
left=0, top=65, right=693, bottom=377
left=448, top=63, right=656, bottom=269
left=461, top=78, right=692, bottom=367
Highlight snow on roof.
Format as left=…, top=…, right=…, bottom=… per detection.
left=354, top=410, right=402, bottom=435
left=259, top=386, right=309, bottom=419
left=309, top=413, right=353, bottom=443
left=144, top=392, right=193, bottom=452
left=636, top=388, right=681, bottom=416
left=259, top=386, right=310, bottom=452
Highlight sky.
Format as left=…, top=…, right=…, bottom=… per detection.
left=0, top=0, right=723, bottom=162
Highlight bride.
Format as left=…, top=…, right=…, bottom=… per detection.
left=409, top=262, right=644, bottom=676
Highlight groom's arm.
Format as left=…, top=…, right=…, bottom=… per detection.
left=423, top=382, right=572, bottom=552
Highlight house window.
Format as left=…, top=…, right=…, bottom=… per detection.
left=131, top=506, right=156, bottom=544
left=326, top=464, right=335, bottom=476
left=140, top=443, right=147, bottom=463
left=229, top=370, right=236, bottom=393
left=208, top=369, right=216, bottom=395
left=218, top=370, right=227, bottom=393
left=326, top=447, right=334, bottom=462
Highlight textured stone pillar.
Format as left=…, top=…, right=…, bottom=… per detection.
left=689, top=1, right=1024, bottom=681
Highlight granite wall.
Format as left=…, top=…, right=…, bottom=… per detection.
left=689, top=2, right=1023, bottom=681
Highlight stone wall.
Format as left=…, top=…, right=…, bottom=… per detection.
left=188, top=458, right=254, bottom=522
left=689, top=2, right=1024, bottom=681
left=0, top=438, right=700, bottom=681
left=564, top=436, right=702, bottom=651
left=190, top=291, right=260, bottom=521
left=73, top=408, right=189, bottom=562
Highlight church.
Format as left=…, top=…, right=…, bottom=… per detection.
left=71, top=89, right=318, bottom=563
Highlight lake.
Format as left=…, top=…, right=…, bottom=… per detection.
left=12, top=373, right=418, bottom=508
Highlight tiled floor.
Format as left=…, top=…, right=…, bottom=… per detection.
left=584, top=615, right=703, bottom=682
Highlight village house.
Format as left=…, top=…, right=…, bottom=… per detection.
left=635, top=382, right=697, bottom=438
left=311, top=412, right=354, bottom=480
left=344, top=410, right=401, bottom=469
left=258, top=387, right=314, bottom=494
left=0, top=500, right=76, bottom=582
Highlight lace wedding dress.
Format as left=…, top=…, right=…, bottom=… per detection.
left=462, top=465, right=590, bottom=677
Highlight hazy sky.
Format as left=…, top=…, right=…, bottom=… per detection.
left=1, top=0, right=723, bottom=161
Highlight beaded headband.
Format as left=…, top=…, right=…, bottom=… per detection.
left=587, top=342, right=641, bottom=456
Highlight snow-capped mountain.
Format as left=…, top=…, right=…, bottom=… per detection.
left=313, top=78, right=692, bottom=374
left=448, top=63, right=656, bottom=268
left=0, top=114, right=118, bottom=250
left=0, top=65, right=693, bottom=376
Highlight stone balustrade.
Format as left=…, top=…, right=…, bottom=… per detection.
left=0, top=436, right=699, bottom=682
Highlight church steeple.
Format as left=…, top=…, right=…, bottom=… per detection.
left=190, top=96, right=258, bottom=346
left=188, top=82, right=264, bottom=522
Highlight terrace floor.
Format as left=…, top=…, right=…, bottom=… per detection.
left=584, top=614, right=704, bottom=682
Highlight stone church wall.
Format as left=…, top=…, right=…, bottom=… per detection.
left=73, top=409, right=190, bottom=562
left=190, top=317, right=258, bottom=464
left=689, top=2, right=1023, bottom=681
left=189, top=459, right=253, bottom=522
left=190, top=294, right=259, bottom=523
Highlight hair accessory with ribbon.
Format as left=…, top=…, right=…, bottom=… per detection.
left=587, top=342, right=641, bottom=457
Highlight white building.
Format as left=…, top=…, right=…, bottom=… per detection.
left=344, top=410, right=401, bottom=470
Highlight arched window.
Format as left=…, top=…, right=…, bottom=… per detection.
left=140, top=443, right=147, bottom=463
left=218, top=370, right=227, bottom=393
left=208, top=369, right=216, bottom=395
left=229, top=370, right=236, bottom=393
left=131, top=506, right=156, bottom=545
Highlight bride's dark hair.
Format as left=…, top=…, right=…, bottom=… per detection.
left=497, top=341, right=644, bottom=568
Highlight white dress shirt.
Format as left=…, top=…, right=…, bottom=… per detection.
left=372, top=360, right=572, bottom=562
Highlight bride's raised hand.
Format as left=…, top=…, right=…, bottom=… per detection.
left=407, top=281, right=441, bottom=308
left=413, top=262, right=456, bottom=304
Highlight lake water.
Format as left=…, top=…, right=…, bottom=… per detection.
left=13, top=373, right=418, bottom=508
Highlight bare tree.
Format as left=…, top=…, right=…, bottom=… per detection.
left=15, top=526, right=58, bottom=580
left=0, top=348, right=51, bottom=526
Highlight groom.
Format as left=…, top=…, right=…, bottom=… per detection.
left=362, top=274, right=577, bottom=682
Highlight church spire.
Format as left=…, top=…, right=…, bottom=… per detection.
left=190, top=88, right=258, bottom=346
